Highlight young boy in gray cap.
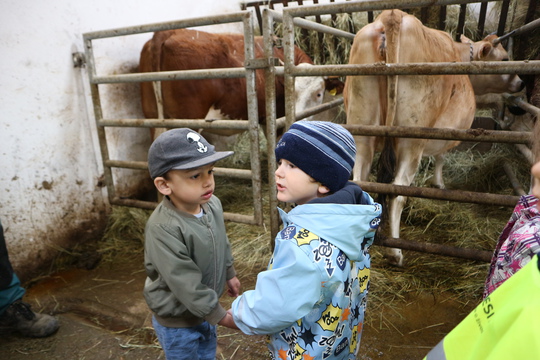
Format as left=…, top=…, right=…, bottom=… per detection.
left=224, top=120, right=382, bottom=359
left=143, top=128, right=241, bottom=360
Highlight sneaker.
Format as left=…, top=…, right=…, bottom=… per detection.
left=0, top=299, right=59, bottom=337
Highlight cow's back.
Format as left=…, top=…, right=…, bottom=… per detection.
left=345, top=9, right=475, bottom=156
left=140, top=29, right=317, bottom=124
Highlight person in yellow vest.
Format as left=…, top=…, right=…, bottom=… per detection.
left=423, top=254, right=540, bottom=360
left=424, top=119, right=540, bottom=359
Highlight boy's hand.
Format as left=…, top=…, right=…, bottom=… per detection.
left=218, top=310, right=238, bottom=329
left=227, top=276, right=241, bottom=297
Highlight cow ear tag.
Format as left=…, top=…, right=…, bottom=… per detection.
left=329, top=88, right=337, bottom=96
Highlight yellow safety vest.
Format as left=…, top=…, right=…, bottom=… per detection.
left=424, top=255, right=540, bottom=360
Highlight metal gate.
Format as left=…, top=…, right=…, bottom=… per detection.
left=82, top=11, right=265, bottom=226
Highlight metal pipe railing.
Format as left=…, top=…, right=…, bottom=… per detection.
left=345, top=124, right=531, bottom=144
left=375, top=234, right=493, bottom=262
left=356, top=181, right=519, bottom=207
left=268, top=9, right=356, bottom=40
left=83, top=12, right=248, bottom=40
left=98, top=118, right=251, bottom=130
left=284, top=0, right=494, bottom=18
left=290, top=61, right=540, bottom=77
left=92, top=68, right=247, bottom=84
left=494, top=18, right=540, bottom=44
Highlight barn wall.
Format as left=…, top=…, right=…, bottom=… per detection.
left=0, top=0, right=245, bottom=281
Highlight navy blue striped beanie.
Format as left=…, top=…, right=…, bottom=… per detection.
left=275, top=120, right=356, bottom=193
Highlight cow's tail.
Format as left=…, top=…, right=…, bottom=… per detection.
left=376, top=10, right=403, bottom=220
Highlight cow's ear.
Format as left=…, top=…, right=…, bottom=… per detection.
left=325, top=77, right=345, bottom=96
left=478, top=42, right=493, bottom=60
left=460, top=34, right=472, bottom=44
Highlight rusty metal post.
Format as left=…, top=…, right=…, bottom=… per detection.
left=263, top=9, right=281, bottom=243
left=282, top=11, right=296, bottom=131
left=83, top=35, right=115, bottom=207
left=242, top=11, right=264, bottom=227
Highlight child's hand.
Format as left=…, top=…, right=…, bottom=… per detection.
left=227, top=276, right=241, bottom=297
left=218, top=310, right=238, bottom=329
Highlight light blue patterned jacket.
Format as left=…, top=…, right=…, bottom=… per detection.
left=231, top=183, right=381, bottom=359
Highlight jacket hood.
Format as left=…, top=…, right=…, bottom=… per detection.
left=278, top=186, right=381, bottom=261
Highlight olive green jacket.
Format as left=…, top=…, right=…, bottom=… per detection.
left=143, top=195, right=235, bottom=327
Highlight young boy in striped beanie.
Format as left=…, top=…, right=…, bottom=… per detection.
left=223, top=120, right=382, bottom=359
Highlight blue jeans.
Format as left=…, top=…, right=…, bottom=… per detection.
left=152, top=316, right=217, bottom=360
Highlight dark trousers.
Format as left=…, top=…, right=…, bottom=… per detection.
left=0, top=220, right=25, bottom=314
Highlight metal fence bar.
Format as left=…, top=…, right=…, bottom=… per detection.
left=109, top=197, right=259, bottom=224
left=494, top=18, right=540, bottom=44
left=290, top=61, right=540, bottom=77
left=284, top=0, right=494, bottom=17
left=356, top=181, right=520, bottom=207
left=345, top=125, right=531, bottom=144
left=98, top=118, right=252, bottom=130
left=83, top=12, right=248, bottom=40
left=294, top=97, right=344, bottom=121
left=92, top=68, right=247, bottom=84
left=503, top=94, right=540, bottom=119
left=104, top=159, right=253, bottom=179
left=375, top=234, right=493, bottom=262
left=268, top=9, right=356, bottom=40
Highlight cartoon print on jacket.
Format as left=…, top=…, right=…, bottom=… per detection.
left=268, top=225, right=374, bottom=360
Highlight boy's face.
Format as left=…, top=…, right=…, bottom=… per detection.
left=154, top=163, right=216, bottom=214
left=532, top=161, right=540, bottom=209
left=275, top=159, right=329, bottom=205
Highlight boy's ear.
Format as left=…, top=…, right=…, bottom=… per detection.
left=318, top=184, right=331, bottom=195
left=154, top=177, right=172, bottom=196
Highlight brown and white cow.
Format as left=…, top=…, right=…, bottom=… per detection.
left=139, top=28, right=342, bottom=142
left=344, top=9, right=524, bottom=266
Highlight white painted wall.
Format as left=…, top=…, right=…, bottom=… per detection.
left=0, top=0, right=245, bottom=279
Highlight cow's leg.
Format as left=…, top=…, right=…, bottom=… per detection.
left=354, top=135, right=376, bottom=181
left=151, top=81, right=167, bottom=142
left=345, top=75, right=382, bottom=182
left=430, top=154, right=446, bottom=189
left=385, top=140, right=425, bottom=267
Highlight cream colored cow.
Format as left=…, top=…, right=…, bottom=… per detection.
left=344, top=9, right=524, bottom=266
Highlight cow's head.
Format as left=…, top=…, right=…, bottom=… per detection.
left=462, top=34, right=525, bottom=95
left=294, top=63, right=344, bottom=121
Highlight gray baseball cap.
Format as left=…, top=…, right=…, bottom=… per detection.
left=148, top=128, right=234, bottom=179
